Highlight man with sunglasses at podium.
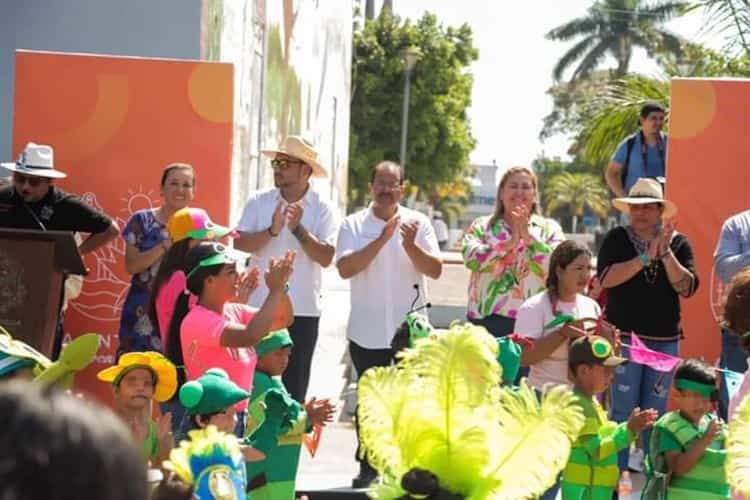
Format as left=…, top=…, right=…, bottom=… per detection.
left=0, top=143, right=119, bottom=357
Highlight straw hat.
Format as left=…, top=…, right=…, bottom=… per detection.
left=612, top=178, right=677, bottom=219
left=261, top=136, right=327, bottom=178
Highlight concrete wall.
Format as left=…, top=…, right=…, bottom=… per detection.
left=0, top=0, right=203, bottom=161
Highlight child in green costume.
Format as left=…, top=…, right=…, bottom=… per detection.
left=643, top=358, right=730, bottom=499
left=562, top=336, right=657, bottom=500
left=244, top=330, right=335, bottom=499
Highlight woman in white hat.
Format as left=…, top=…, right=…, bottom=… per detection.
left=596, top=177, right=699, bottom=474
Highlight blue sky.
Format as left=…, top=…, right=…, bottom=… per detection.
left=386, top=1, right=721, bottom=168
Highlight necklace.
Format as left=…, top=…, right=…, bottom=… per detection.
left=625, top=226, right=660, bottom=285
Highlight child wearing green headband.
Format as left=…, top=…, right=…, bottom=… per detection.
left=643, top=358, right=730, bottom=499
left=244, top=329, right=335, bottom=499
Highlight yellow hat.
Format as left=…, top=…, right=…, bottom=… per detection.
left=97, top=352, right=178, bottom=402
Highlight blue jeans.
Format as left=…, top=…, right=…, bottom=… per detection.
left=611, top=337, right=679, bottom=471
left=719, top=328, right=748, bottom=421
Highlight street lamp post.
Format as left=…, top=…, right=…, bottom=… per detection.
left=399, top=47, right=420, bottom=172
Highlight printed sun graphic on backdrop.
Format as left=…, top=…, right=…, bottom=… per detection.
left=68, top=186, right=159, bottom=322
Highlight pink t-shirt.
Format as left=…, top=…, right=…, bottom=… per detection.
left=180, top=302, right=258, bottom=410
left=156, top=271, right=197, bottom=347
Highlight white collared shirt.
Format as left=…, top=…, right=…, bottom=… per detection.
left=336, top=205, right=441, bottom=349
left=236, top=186, right=337, bottom=316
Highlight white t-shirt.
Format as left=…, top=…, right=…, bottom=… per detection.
left=236, top=186, right=337, bottom=317
left=336, top=205, right=441, bottom=349
left=514, top=291, right=601, bottom=390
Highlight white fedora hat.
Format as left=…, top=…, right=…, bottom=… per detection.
left=261, top=136, right=327, bottom=178
left=612, top=178, right=677, bottom=219
left=1, top=143, right=67, bottom=179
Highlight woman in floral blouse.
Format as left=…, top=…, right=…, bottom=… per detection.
left=117, top=163, right=195, bottom=355
left=462, top=166, right=564, bottom=338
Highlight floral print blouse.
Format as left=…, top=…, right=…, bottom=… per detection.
left=462, top=214, right=565, bottom=320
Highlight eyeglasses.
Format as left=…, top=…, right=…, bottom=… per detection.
left=373, top=181, right=402, bottom=191
left=13, top=173, right=44, bottom=187
left=271, top=158, right=305, bottom=171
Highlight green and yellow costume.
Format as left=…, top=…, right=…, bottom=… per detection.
left=561, top=389, right=635, bottom=499
left=244, top=330, right=311, bottom=500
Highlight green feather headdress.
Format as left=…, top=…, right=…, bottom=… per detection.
left=728, top=394, right=750, bottom=496
left=357, top=322, right=584, bottom=499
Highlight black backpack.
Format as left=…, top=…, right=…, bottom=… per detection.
left=621, top=133, right=638, bottom=188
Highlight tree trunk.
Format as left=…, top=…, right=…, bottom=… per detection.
left=615, top=37, right=632, bottom=76
left=572, top=214, right=578, bottom=233
left=382, top=0, right=393, bottom=14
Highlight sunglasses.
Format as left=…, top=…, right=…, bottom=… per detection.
left=13, top=173, right=45, bottom=187
left=271, top=158, right=305, bottom=171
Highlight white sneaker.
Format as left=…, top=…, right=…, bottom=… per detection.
left=628, top=447, right=644, bottom=472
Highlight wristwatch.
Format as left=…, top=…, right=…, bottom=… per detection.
left=638, top=252, right=651, bottom=266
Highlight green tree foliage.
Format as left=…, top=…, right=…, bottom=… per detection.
left=687, top=0, right=750, bottom=54
left=546, top=0, right=687, bottom=81
left=544, top=172, right=610, bottom=231
left=349, top=11, right=478, bottom=208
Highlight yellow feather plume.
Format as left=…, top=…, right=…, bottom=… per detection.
left=728, top=394, right=750, bottom=496
left=357, top=323, right=584, bottom=500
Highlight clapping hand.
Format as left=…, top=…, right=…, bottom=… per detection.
left=399, top=220, right=419, bottom=249
left=234, top=266, right=260, bottom=303
left=380, top=214, right=401, bottom=241
left=270, top=201, right=286, bottom=236
left=286, top=203, right=304, bottom=232
left=509, top=205, right=531, bottom=241
left=627, top=407, right=658, bottom=434
left=305, top=397, right=335, bottom=427
left=265, top=250, right=296, bottom=292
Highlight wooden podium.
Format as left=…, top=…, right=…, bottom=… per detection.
left=0, top=229, right=87, bottom=356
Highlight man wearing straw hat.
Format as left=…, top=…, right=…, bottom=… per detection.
left=596, top=177, right=699, bottom=475
left=235, top=136, right=337, bottom=404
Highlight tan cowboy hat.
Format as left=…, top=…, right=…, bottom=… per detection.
left=1, top=143, right=67, bottom=179
left=612, top=178, right=677, bottom=219
left=261, top=136, right=327, bottom=178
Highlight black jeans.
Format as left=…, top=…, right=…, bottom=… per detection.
left=350, top=340, right=396, bottom=473
left=282, top=316, right=320, bottom=403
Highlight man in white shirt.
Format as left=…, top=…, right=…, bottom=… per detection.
left=235, top=136, right=337, bottom=403
left=432, top=211, right=449, bottom=250
left=336, top=160, right=442, bottom=487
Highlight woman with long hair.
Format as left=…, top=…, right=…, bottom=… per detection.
left=166, top=242, right=294, bottom=438
left=516, top=240, right=602, bottom=390
left=462, top=166, right=565, bottom=338
left=117, top=163, right=194, bottom=355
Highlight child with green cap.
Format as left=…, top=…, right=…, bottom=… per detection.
left=642, top=358, right=730, bottom=499
left=245, top=329, right=335, bottom=499
left=562, top=335, right=657, bottom=500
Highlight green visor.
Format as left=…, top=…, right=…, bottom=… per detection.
left=186, top=244, right=248, bottom=279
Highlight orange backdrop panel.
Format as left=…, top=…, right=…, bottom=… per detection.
left=667, top=78, right=750, bottom=362
left=12, top=50, right=233, bottom=404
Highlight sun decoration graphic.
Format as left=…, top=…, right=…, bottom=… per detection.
left=69, top=186, right=160, bottom=322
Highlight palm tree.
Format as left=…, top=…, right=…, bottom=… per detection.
left=547, top=0, right=687, bottom=81
left=544, top=172, right=610, bottom=232
left=688, top=0, right=750, bottom=54
left=579, top=74, right=670, bottom=165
